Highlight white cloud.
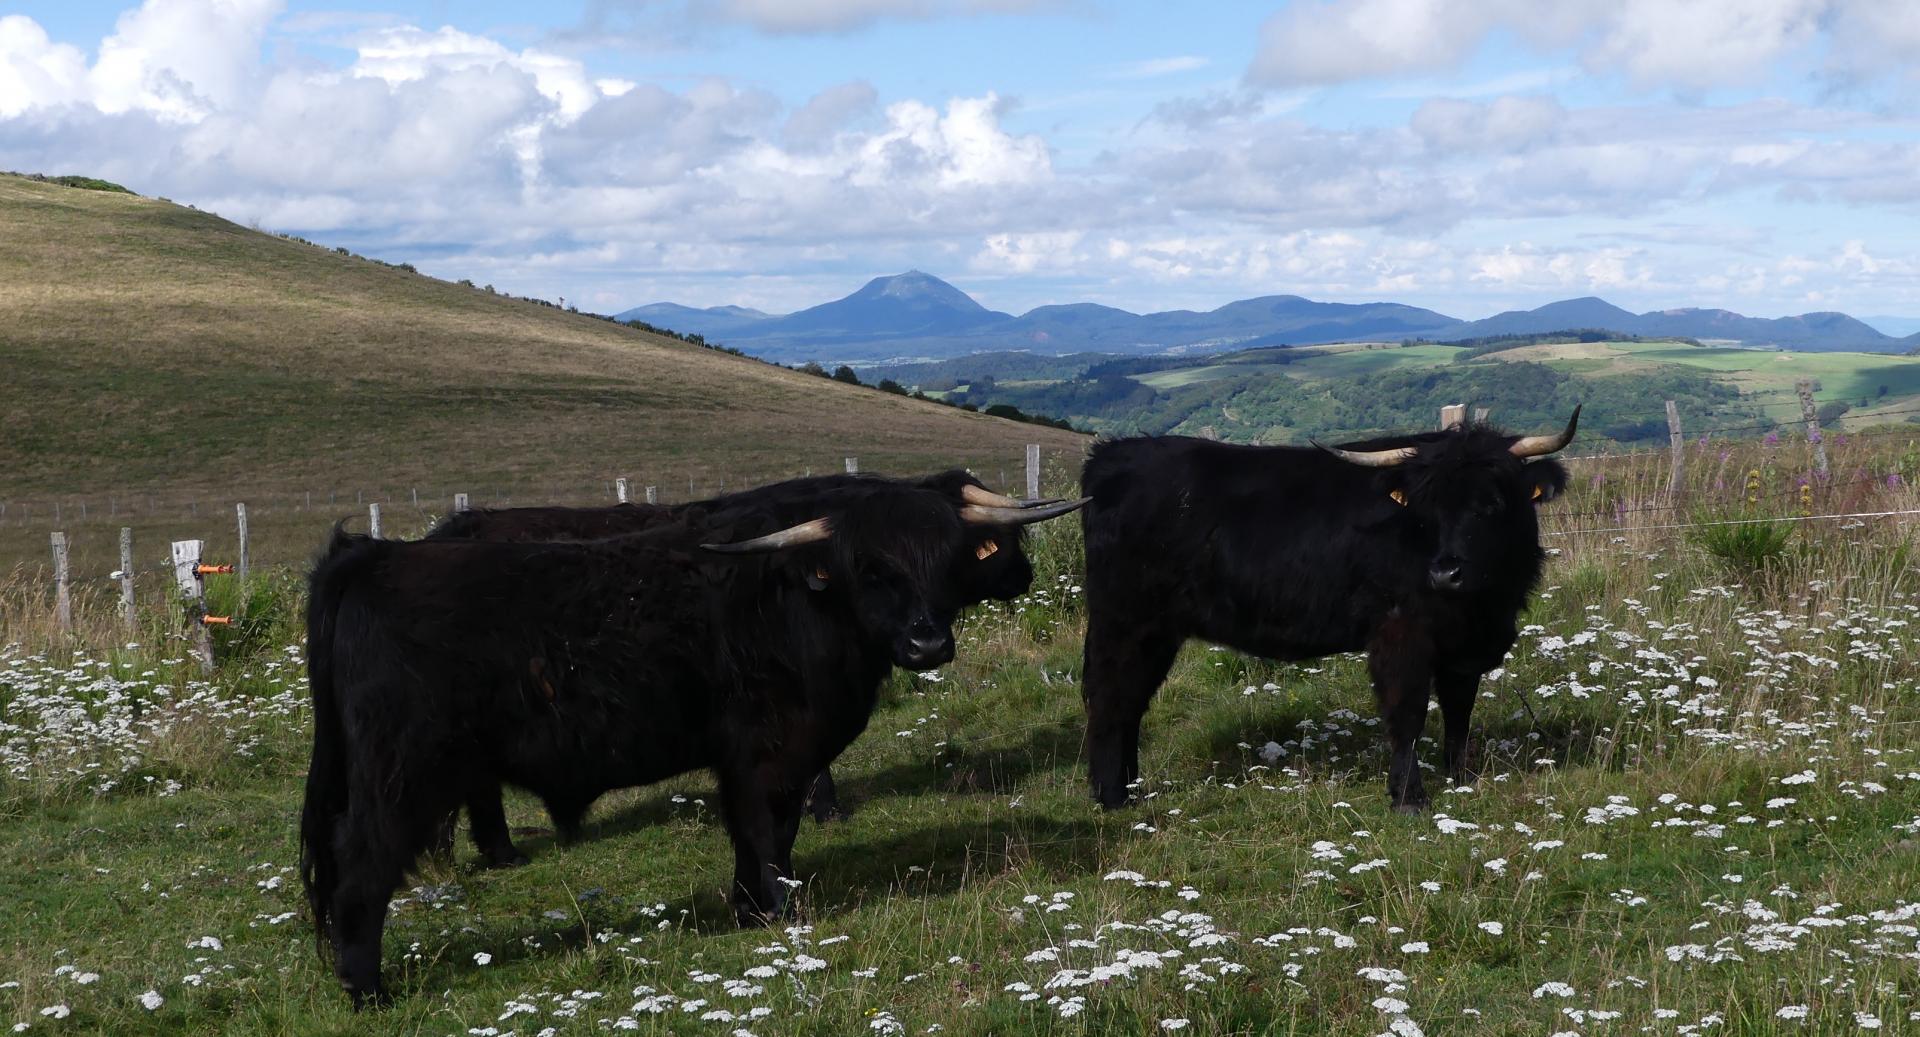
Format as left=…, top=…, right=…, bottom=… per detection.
left=1247, top=0, right=1917, bottom=92
left=688, top=0, right=1058, bottom=34
left=1110, top=55, right=1209, bottom=80
left=91, top=0, right=283, bottom=119
left=0, top=16, right=88, bottom=118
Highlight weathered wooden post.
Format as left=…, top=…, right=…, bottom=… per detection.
left=172, top=540, right=215, bottom=675
left=119, top=527, right=136, bottom=630
left=1026, top=443, right=1041, bottom=499
left=1440, top=404, right=1466, bottom=429
left=1796, top=379, right=1829, bottom=476
left=1665, top=400, right=1686, bottom=497
left=368, top=502, right=383, bottom=538
left=845, top=456, right=859, bottom=474
left=1472, top=407, right=1490, bottom=423
left=51, top=531, right=71, bottom=634
left=234, top=503, right=249, bottom=609
left=645, top=485, right=658, bottom=505
left=616, top=478, right=630, bottom=503
left=453, top=493, right=470, bottom=513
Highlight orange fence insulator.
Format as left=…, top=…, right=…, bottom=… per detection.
left=195, top=564, right=234, bottom=575
left=201, top=615, right=233, bottom=626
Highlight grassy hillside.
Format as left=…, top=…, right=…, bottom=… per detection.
left=4, top=434, right=1919, bottom=1035
left=873, top=338, right=1920, bottom=447
left=0, top=175, right=1083, bottom=567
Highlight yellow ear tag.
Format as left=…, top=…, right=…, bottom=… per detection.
left=1531, top=485, right=1544, bottom=501
left=814, top=565, right=830, bottom=582
left=1389, top=489, right=1408, bottom=506
left=975, top=538, right=999, bottom=561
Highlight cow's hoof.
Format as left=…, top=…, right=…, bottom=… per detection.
left=347, top=983, right=392, bottom=1011
left=1392, top=801, right=1429, bottom=815
left=482, top=852, right=530, bottom=870
left=809, top=805, right=848, bottom=824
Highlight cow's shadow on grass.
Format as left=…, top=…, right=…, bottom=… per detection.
left=657, top=809, right=1115, bottom=935
left=836, top=719, right=1087, bottom=806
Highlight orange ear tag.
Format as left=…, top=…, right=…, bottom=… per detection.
left=1389, top=490, right=1407, bottom=506
left=814, top=565, right=830, bottom=582
left=975, top=538, right=999, bottom=560
left=1531, top=485, right=1544, bottom=501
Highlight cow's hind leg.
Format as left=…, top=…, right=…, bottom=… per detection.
left=1434, top=669, right=1482, bottom=784
left=805, top=768, right=845, bottom=823
left=1082, top=614, right=1182, bottom=809
left=1368, top=614, right=1435, bottom=813
left=467, top=785, right=528, bottom=868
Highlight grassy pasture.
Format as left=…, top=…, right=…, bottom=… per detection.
left=4, top=435, right=1920, bottom=1035
left=1486, top=340, right=1920, bottom=414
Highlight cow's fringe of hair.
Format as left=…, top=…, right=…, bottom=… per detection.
left=299, top=523, right=380, bottom=958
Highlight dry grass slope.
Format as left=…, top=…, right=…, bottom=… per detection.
left=0, top=175, right=1083, bottom=502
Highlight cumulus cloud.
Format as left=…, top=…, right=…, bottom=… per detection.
left=1248, top=0, right=1915, bottom=92
left=3, top=1, right=1918, bottom=317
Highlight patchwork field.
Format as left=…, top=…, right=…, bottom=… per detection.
left=4, top=434, right=1919, bottom=1036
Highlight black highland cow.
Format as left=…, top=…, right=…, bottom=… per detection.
left=1078, top=409, right=1579, bottom=812
left=421, top=471, right=1052, bottom=865
left=300, top=482, right=1083, bottom=1006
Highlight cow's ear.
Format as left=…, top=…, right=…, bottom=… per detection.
left=1372, top=471, right=1411, bottom=508
left=1526, top=459, right=1569, bottom=503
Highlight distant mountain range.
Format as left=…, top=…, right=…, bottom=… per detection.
left=617, top=271, right=1920, bottom=363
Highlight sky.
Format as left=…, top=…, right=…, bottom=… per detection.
left=3, top=1, right=1919, bottom=322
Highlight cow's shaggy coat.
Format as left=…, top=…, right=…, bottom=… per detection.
left=1078, top=414, right=1575, bottom=811
left=301, top=483, right=1076, bottom=1006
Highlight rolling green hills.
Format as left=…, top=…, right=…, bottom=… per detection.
left=0, top=176, right=1083, bottom=567
left=863, top=337, right=1920, bottom=446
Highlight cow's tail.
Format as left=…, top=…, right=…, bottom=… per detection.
left=299, top=523, right=377, bottom=956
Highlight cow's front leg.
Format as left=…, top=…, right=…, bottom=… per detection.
left=716, top=752, right=809, bottom=927
left=1434, top=669, right=1482, bottom=783
left=1368, top=611, right=1435, bottom=813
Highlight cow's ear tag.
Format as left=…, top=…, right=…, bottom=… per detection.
left=975, top=538, right=999, bottom=561
left=806, top=565, right=830, bottom=591
left=1531, top=485, right=1545, bottom=502
left=1389, top=489, right=1408, bottom=507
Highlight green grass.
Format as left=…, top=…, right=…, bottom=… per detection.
left=5, top=464, right=1920, bottom=1036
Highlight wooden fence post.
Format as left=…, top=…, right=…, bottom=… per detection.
left=845, top=457, right=859, bottom=474
left=453, top=493, right=470, bottom=513
left=1797, top=379, right=1829, bottom=476
left=172, top=540, right=215, bottom=675
left=51, top=532, right=71, bottom=634
left=235, top=503, right=249, bottom=608
left=1665, top=400, right=1685, bottom=497
left=645, top=485, right=658, bottom=505
left=119, top=527, right=136, bottom=630
left=1472, top=407, right=1490, bottom=423
left=616, top=478, right=630, bottom=503
left=1440, top=404, right=1466, bottom=429
left=1026, top=443, right=1041, bottom=499
left=368, top=502, right=383, bottom=538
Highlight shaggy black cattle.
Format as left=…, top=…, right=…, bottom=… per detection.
left=300, top=482, right=1083, bottom=1007
left=423, top=470, right=1051, bottom=866
left=1078, top=409, right=1579, bottom=812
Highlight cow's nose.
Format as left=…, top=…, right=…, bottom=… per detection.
left=1428, top=562, right=1465, bottom=591
left=903, top=619, right=954, bottom=667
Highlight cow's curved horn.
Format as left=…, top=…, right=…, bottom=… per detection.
left=1317, top=442, right=1418, bottom=468
left=960, top=497, right=1091, bottom=526
left=701, top=517, right=832, bottom=554
left=958, top=483, right=1066, bottom=509
left=1509, top=405, right=1582, bottom=458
